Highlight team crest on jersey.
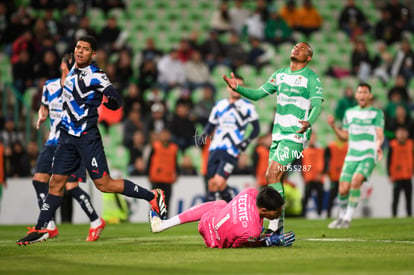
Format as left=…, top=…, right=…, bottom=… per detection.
left=247, top=236, right=257, bottom=242
left=79, top=71, right=88, bottom=80
left=295, top=76, right=302, bottom=85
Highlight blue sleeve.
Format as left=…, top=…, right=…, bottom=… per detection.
left=103, top=86, right=123, bottom=110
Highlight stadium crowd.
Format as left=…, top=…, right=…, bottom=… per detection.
left=0, top=0, right=413, bottom=217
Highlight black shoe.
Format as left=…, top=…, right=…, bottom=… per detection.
left=16, top=227, right=49, bottom=246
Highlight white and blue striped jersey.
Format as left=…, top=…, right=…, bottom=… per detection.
left=61, top=62, right=112, bottom=136
left=41, top=78, right=63, bottom=146
left=208, top=98, right=259, bottom=157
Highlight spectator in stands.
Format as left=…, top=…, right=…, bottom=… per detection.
left=147, top=128, right=179, bottom=216
left=10, top=30, right=37, bottom=65
left=0, top=116, right=24, bottom=153
left=95, top=48, right=109, bottom=70
left=169, top=99, right=197, bottom=152
left=385, top=0, right=414, bottom=33
left=32, top=18, right=50, bottom=45
left=278, top=0, right=300, bottom=30
left=210, top=1, right=233, bottom=35
left=34, top=49, right=60, bottom=80
left=8, top=141, right=31, bottom=177
left=187, top=30, right=202, bottom=52
left=200, top=29, right=229, bottom=71
left=225, top=31, right=247, bottom=72
left=246, top=37, right=269, bottom=71
left=157, top=48, right=186, bottom=94
left=138, top=59, right=158, bottom=93
left=192, top=85, right=215, bottom=127
left=350, top=39, right=372, bottom=81
left=184, top=50, right=215, bottom=93
left=243, top=9, right=265, bottom=41
left=390, top=38, right=414, bottom=85
left=177, top=38, right=193, bottom=63
left=98, top=15, right=123, bottom=54
left=12, top=49, right=35, bottom=95
left=229, top=0, right=251, bottom=36
left=338, top=0, right=371, bottom=40
left=74, top=16, right=98, bottom=42
left=128, top=130, right=147, bottom=176
left=0, top=3, right=11, bottom=44
left=180, top=154, right=198, bottom=175
left=385, top=104, right=413, bottom=140
left=139, top=37, right=163, bottom=64
left=43, top=9, right=61, bottom=41
left=123, top=83, right=145, bottom=119
left=375, top=7, right=403, bottom=46
left=371, top=41, right=393, bottom=85
left=264, top=9, right=295, bottom=48
left=335, top=86, right=357, bottom=122
left=143, top=102, right=170, bottom=142
left=123, top=108, right=144, bottom=152
left=387, top=75, right=410, bottom=103
left=296, top=0, right=322, bottom=39
left=113, top=48, right=133, bottom=93
left=98, top=0, right=126, bottom=16
left=60, top=3, right=81, bottom=44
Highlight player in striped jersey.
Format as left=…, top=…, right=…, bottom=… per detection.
left=327, top=82, right=384, bottom=229
left=16, top=36, right=167, bottom=246
left=223, top=42, right=323, bottom=234
left=197, top=76, right=260, bottom=202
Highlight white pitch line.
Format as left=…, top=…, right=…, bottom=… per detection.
left=303, top=238, right=414, bottom=244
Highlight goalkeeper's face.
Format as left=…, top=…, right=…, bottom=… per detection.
left=260, top=206, right=283, bottom=220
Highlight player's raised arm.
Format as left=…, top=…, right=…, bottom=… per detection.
left=327, top=114, right=349, bottom=141
left=222, top=72, right=271, bottom=101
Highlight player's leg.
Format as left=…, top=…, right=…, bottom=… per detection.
left=339, top=159, right=376, bottom=228
left=327, top=181, right=339, bottom=218
left=315, top=181, right=324, bottom=217
left=403, top=179, right=412, bottom=217
left=392, top=180, right=400, bottom=217
left=150, top=200, right=226, bottom=233
left=205, top=151, right=222, bottom=202
left=301, top=182, right=311, bottom=217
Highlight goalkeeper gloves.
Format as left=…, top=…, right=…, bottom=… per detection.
left=263, top=231, right=295, bottom=247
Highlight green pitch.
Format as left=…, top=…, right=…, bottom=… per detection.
left=1, top=218, right=413, bottom=274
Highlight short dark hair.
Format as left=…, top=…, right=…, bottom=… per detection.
left=256, top=186, right=285, bottom=211
left=77, top=35, right=97, bottom=51
left=358, top=82, right=372, bottom=93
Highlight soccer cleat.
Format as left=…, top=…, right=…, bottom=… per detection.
left=149, top=210, right=163, bottom=233
left=86, top=218, right=106, bottom=241
left=328, top=218, right=343, bottom=229
left=47, top=227, right=59, bottom=239
left=150, top=189, right=167, bottom=220
left=336, top=219, right=351, bottom=229
left=16, top=227, right=49, bottom=246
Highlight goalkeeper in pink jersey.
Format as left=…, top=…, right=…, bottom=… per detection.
left=149, top=186, right=295, bottom=248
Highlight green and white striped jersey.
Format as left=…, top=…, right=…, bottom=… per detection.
left=260, top=66, right=323, bottom=145
left=342, top=105, right=384, bottom=162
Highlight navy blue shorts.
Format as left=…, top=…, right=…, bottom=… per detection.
left=52, top=127, right=109, bottom=180
left=206, top=150, right=238, bottom=180
left=36, top=144, right=86, bottom=182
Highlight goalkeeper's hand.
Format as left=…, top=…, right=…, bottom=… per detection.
left=237, top=138, right=251, bottom=152
left=264, top=231, right=295, bottom=247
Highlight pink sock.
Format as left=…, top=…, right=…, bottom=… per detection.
left=178, top=201, right=226, bottom=223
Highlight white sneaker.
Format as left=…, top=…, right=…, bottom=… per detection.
left=328, top=218, right=343, bottom=229
left=337, top=219, right=351, bottom=229
left=149, top=210, right=162, bottom=233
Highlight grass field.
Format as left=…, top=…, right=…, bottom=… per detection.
left=0, top=218, right=413, bottom=274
